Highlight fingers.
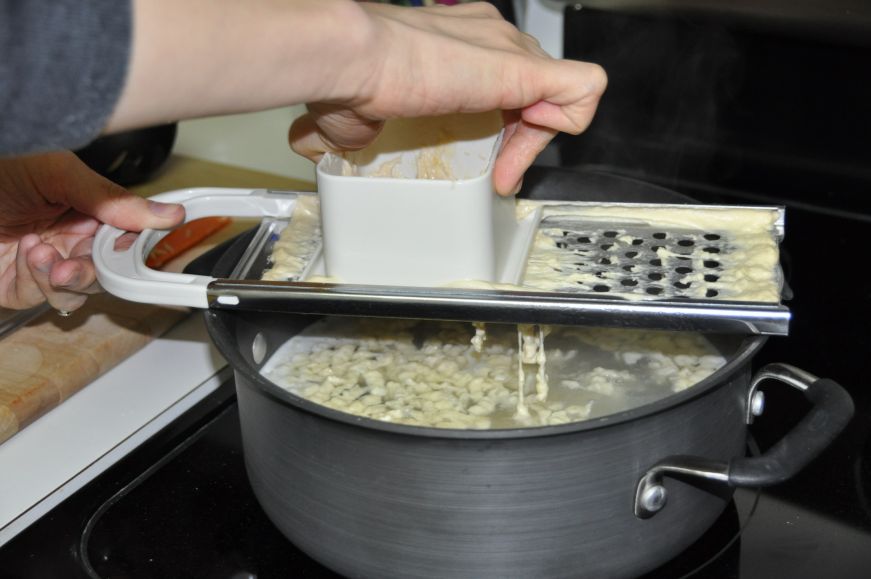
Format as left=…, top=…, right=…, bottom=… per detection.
left=8, top=234, right=45, bottom=309
left=8, top=230, right=102, bottom=315
left=114, top=232, right=140, bottom=251
left=55, top=237, right=101, bottom=294
left=66, top=180, right=185, bottom=233
left=492, top=62, right=606, bottom=192
left=45, top=153, right=185, bottom=232
left=3, top=234, right=90, bottom=312
left=290, top=107, right=384, bottom=162
left=289, top=113, right=331, bottom=162
left=492, top=120, right=556, bottom=196
left=24, top=237, right=96, bottom=313
left=520, top=62, right=608, bottom=134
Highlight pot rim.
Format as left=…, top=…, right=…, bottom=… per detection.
left=207, top=310, right=768, bottom=440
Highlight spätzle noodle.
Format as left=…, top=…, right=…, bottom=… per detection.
left=261, top=318, right=727, bottom=429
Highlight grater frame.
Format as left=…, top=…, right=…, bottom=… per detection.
left=218, top=198, right=790, bottom=335
left=94, top=188, right=791, bottom=336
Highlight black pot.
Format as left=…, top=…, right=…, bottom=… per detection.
left=74, top=124, right=176, bottom=186
left=201, top=169, right=853, bottom=578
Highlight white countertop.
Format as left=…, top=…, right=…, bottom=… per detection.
left=0, top=313, right=228, bottom=547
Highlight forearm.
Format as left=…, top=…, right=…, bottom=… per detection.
left=106, top=0, right=374, bottom=133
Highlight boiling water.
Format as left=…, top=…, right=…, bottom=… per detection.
left=261, top=318, right=726, bottom=429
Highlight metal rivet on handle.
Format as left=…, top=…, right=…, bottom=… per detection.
left=639, top=485, right=668, bottom=513
left=751, top=390, right=766, bottom=417
left=252, top=332, right=267, bottom=365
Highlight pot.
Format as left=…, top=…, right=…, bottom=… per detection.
left=74, top=123, right=176, bottom=186
left=198, top=168, right=853, bottom=579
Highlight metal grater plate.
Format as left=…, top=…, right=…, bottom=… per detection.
left=210, top=199, right=790, bottom=336
left=532, top=217, right=765, bottom=300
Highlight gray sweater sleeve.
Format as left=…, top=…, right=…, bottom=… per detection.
left=0, top=0, right=132, bottom=156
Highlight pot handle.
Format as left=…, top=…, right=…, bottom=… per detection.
left=634, top=363, right=854, bottom=519
left=93, top=188, right=304, bottom=308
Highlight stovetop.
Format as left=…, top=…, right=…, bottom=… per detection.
left=0, top=163, right=869, bottom=577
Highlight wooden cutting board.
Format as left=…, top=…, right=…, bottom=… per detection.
left=0, top=155, right=314, bottom=444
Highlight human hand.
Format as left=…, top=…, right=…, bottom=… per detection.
left=0, top=151, right=184, bottom=313
left=108, top=0, right=602, bottom=196
left=289, top=2, right=607, bottom=195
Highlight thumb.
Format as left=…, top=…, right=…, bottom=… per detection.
left=63, top=170, right=185, bottom=232
left=289, top=106, right=384, bottom=162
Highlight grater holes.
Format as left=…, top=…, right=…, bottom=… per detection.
left=706, top=289, right=719, bottom=298
left=539, top=221, right=742, bottom=302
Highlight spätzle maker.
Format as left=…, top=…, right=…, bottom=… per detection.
left=93, top=115, right=790, bottom=335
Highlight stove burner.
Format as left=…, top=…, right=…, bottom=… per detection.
left=80, top=399, right=341, bottom=579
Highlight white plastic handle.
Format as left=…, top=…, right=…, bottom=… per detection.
left=93, top=187, right=302, bottom=308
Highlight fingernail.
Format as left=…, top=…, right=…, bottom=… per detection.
left=148, top=201, right=181, bottom=217
left=36, top=261, right=53, bottom=274
left=58, top=272, right=81, bottom=288
left=510, top=178, right=524, bottom=196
